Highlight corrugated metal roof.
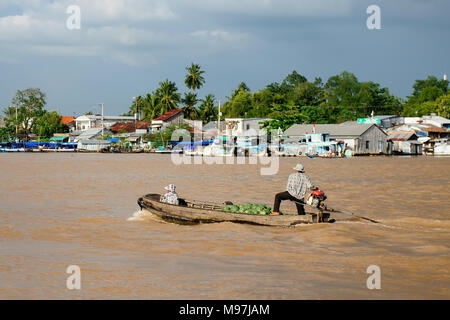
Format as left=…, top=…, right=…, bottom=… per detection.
left=420, top=124, right=448, bottom=133
left=284, top=123, right=381, bottom=137
left=422, top=115, right=450, bottom=124
left=77, top=128, right=103, bottom=140
left=387, top=132, right=416, bottom=141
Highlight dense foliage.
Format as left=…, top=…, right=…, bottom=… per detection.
left=125, top=67, right=448, bottom=128
left=1, top=88, right=69, bottom=141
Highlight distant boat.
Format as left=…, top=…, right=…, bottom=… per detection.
left=0, top=148, right=25, bottom=152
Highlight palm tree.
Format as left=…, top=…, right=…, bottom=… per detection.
left=185, top=63, right=205, bottom=92
left=142, top=92, right=160, bottom=121
left=156, top=80, right=181, bottom=116
left=131, top=95, right=144, bottom=120
left=199, top=94, right=217, bottom=123
left=182, top=92, right=199, bottom=120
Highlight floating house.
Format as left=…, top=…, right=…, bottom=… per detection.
left=284, top=123, right=390, bottom=155
left=387, top=131, right=423, bottom=155
left=77, top=140, right=111, bottom=151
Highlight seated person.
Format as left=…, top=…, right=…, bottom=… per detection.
left=160, top=184, right=179, bottom=205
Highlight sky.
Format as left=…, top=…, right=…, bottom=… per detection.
left=0, top=0, right=449, bottom=116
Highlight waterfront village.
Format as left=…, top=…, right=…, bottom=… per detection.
left=1, top=109, right=449, bottom=157
left=1, top=68, right=449, bottom=157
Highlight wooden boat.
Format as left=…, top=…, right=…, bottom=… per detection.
left=138, top=193, right=335, bottom=227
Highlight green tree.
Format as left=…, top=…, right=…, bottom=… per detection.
left=282, top=70, right=308, bottom=90
left=290, top=81, right=324, bottom=107
left=144, top=123, right=192, bottom=145
left=34, top=111, right=68, bottom=138
left=185, top=63, right=205, bottom=92
left=411, top=76, right=448, bottom=98
left=262, top=105, right=307, bottom=133
left=223, top=90, right=252, bottom=118
left=435, top=94, right=450, bottom=118
left=198, top=94, right=217, bottom=123
left=143, top=92, right=160, bottom=120
left=324, top=71, right=360, bottom=107
left=131, top=95, right=144, bottom=119
left=0, top=126, right=14, bottom=141
left=6, top=88, right=46, bottom=139
left=182, top=92, right=199, bottom=120
left=156, top=79, right=181, bottom=116
left=403, top=75, right=449, bottom=116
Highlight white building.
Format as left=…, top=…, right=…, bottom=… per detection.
left=150, top=109, right=184, bottom=132
left=75, top=115, right=135, bottom=131
left=224, top=118, right=271, bottom=138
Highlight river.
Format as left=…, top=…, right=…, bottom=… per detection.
left=0, top=153, right=448, bottom=299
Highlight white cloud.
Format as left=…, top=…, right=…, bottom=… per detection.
left=0, top=1, right=180, bottom=66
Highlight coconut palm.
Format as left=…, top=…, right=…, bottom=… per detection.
left=182, top=92, right=199, bottom=120
left=185, top=63, right=205, bottom=92
left=199, top=94, right=217, bottom=123
left=131, top=95, right=144, bottom=120
left=142, top=92, right=160, bottom=120
left=156, top=79, right=181, bottom=116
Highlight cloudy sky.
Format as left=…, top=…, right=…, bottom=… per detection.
left=0, top=0, right=449, bottom=116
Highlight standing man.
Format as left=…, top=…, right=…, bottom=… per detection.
left=271, top=164, right=315, bottom=216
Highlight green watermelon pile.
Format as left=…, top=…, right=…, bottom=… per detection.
left=222, top=203, right=272, bottom=215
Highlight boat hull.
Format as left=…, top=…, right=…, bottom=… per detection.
left=138, top=194, right=328, bottom=227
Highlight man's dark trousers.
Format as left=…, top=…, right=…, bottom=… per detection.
left=273, top=191, right=305, bottom=215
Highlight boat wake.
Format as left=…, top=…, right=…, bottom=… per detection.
left=127, top=209, right=170, bottom=224
left=127, top=210, right=148, bottom=221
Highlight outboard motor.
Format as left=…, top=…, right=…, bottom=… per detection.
left=306, top=189, right=327, bottom=208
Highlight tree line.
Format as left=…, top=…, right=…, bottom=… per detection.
left=125, top=65, right=449, bottom=132
left=1, top=64, right=449, bottom=141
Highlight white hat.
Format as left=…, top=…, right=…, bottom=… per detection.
left=164, top=184, right=176, bottom=192
left=293, top=164, right=305, bottom=172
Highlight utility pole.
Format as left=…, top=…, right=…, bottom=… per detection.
left=15, top=105, right=18, bottom=140
left=133, top=96, right=138, bottom=132
left=99, top=103, right=104, bottom=138
left=217, top=100, right=221, bottom=137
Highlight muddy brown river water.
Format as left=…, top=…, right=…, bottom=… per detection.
left=0, top=153, right=448, bottom=299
